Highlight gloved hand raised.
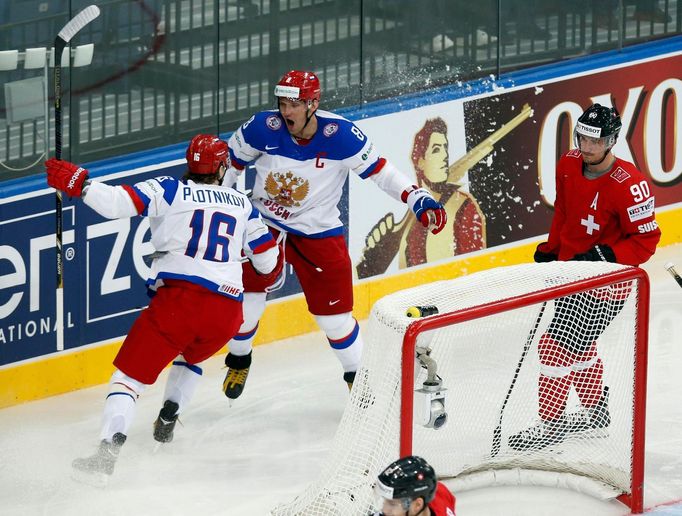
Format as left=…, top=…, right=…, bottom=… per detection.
left=571, top=244, right=616, bottom=262
left=402, top=186, right=447, bottom=234
left=45, top=158, right=89, bottom=198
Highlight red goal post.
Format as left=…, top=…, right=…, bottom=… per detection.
left=271, top=262, right=650, bottom=516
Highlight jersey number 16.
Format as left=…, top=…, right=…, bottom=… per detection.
left=185, top=209, right=237, bottom=262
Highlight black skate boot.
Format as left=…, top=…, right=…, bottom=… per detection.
left=508, top=418, right=567, bottom=451
left=588, top=386, right=610, bottom=429
left=153, top=400, right=180, bottom=443
left=343, top=371, right=356, bottom=392
left=223, top=351, right=252, bottom=400
left=563, top=386, right=611, bottom=434
left=72, top=432, right=127, bottom=487
left=345, top=369, right=375, bottom=409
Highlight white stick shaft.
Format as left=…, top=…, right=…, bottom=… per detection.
left=56, top=286, right=64, bottom=351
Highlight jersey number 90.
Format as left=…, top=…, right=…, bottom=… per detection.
left=630, top=181, right=651, bottom=203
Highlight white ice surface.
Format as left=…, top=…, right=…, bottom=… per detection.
left=1, top=244, right=682, bottom=516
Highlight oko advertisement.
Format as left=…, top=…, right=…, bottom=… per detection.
left=349, top=51, right=682, bottom=278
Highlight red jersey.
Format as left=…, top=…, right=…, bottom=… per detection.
left=540, top=150, right=660, bottom=265
left=428, top=482, right=456, bottom=516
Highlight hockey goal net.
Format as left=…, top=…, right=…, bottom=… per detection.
left=271, top=262, right=649, bottom=515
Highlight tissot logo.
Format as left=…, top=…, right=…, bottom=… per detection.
left=576, top=121, right=601, bottom=137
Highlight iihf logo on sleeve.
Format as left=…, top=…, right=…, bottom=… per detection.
left=218, top=284, right=241, bottom=297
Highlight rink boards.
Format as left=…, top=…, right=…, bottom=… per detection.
left=1, top=37, right=682, bottom=406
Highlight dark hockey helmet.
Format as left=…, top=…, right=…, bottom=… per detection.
left=375, top=455, right=437, bottom=506
left=274, top=70, right=321, bottom=103
left=574, top=103, right=622, bottom=149
left=186, top=134, right=229, bottom=174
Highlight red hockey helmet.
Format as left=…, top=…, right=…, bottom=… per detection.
left=274, top=70, right=321, bottom=102
left=186, top=134, right=229, bottom=175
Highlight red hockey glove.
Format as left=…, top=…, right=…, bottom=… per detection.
left=45, top=158, right=89, bottom=198
left=402, top=186, right=447, bottom=234
left=571, top=244, right=616, bottom=263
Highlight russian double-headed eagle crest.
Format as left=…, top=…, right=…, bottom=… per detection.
left=264, top=171, right=309, bottom=207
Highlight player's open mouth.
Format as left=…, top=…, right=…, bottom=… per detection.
left=285, top=118, right=295, bottom=127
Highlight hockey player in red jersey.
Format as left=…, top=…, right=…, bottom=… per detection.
left=47, top=135, right=279, bottom=486
left=220, top=70, right=447, bottom=399
left=508, top=103, right=661, bottom=451
left=373, top=455, right=456, bottom=516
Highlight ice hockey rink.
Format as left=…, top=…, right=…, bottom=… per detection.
left=2, top=243, right=682, bottom=516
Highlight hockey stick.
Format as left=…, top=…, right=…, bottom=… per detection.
left=53, top=5, right=100, bottom=351
left=490, top=300, right=547, bottom=457
left=665, top=262, right=682, bottom=288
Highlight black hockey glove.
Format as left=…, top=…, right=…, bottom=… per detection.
left=533, top=242, right=557, bottom=263
left=570, top=244, right=616, bottom=263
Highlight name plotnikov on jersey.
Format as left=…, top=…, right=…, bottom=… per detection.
left=181, top=187, right=245, bottom=207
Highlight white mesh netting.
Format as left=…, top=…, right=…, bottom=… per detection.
left=271, top=262, right=645, bottom=515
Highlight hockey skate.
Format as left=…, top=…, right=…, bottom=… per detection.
left=346, top=369, right=376, bottom=410
left=343, top=371, right=356, bottom=392
left=153, top=400, right=179, bottom=443
left=588, top=386, right=611, bottom=429
left=72, top=432, right=127, bottom=487
left=563, top=386, right=611, bottom=435
left=507, top=418, right=567, bottom=451
left=223, top=351, right=251, bottom=401
left=509, top=387, right=611, bottom=452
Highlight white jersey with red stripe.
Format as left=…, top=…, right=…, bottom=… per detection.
left=83, top=177, right=276, bottom=300
left=227, top=109, right=413, bottom=238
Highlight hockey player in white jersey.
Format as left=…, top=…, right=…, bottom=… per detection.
left=221, top=70, right=447, bottom=399
left=45, top=134, right=279, bottom=486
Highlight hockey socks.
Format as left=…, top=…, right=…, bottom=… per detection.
left=316, top=313, right=363, bottom=384
left=537, top=336, right=573, bottom=421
